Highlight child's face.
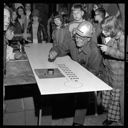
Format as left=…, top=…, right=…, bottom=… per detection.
left=72, top=8, right=84, bottom=21
left=54, top=18, right=62, bottom=27
left=101, top=26, right=111, bottom=37
left=12, top=11, right=17, bottom=21
left=25, top=4, right=31, bottom=11
left=93, top=4, right=98, bottom=11
left=33, top=16, right=39, bottom=22
left=18, top=8, right=24, bottom=16
left=94, top=11, right=102, bottom=23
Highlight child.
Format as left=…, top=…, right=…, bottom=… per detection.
left=27, top=9, right=48, bottom=43
left=93, top=7, right=107, bottom=44
left=99, top=16, right=124, bottom=126
left=52, top=14, right=67, bottom=46
left=68, top=3, right=85, bottom=37
left=24, top=3, right=32, bottom=34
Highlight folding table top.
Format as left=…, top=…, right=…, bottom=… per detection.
left=25, top=43, right=112, bottom=95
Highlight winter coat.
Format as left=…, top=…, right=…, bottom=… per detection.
left=4, top=36, right=7, bottom=76
left=27, top=22, right=48, bottom=43
left=9, top=20, right=24, bottom=41
left=101, top=31, right=124, bottom=89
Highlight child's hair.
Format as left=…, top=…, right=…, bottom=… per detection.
left=31, top=9, right=41, bottom=22
left=16, top=6, right=26, bottom=18
left=62, top=14, right=70, bottom=24
left=101, top=16, right=122, bottom=37
left=53, top=14, right=65, bottom=28
left=95, top=7, right=106, bottom=19
left=54, top=14, right=63, bottom=23
left=71, top=3, right=84, bottom=12
left=93, top=4, right=103, bottom=9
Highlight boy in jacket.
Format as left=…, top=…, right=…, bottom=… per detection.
left=27, top=9, right=48, bottom=43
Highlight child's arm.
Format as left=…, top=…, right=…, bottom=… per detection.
left=106, top=34, right=124, bottom=60
left=98, top=34, right=124, bottom=60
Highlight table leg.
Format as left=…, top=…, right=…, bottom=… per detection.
left=94, top=91, right=98, bottom=116
left=38, top=109, right=42, bottom=125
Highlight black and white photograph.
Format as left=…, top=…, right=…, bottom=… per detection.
left=3, top=2, right=126, bottom=126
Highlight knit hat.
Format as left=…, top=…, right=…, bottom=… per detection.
left=32, top=9, right=40, bottom=17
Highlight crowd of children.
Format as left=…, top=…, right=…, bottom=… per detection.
left=4, top=3, right=124, bottom=126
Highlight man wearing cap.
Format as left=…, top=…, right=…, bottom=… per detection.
left=48, top=21, right=103, bottom=126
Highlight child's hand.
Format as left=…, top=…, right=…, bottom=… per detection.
left=6, top=29, right=14, bottom=40
left=23, top=33, right=31, bottom=40
left=97, top=44, right=108, bottom=53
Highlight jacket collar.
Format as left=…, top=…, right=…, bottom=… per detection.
left=114, top=31, right=123, bottom=40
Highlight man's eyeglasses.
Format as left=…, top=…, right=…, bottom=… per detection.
left=74, top=34, right=88, bottom=41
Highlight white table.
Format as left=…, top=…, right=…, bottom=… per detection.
left=25, top=43, right=112, bottom=125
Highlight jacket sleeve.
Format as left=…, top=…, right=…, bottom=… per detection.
left=52, top=30, right=56, bottom=46
left=47, top=18, right=52, bottom=38
left=26, top=23, right=32, bottom=42
left=8, top=25, right=22, bottom=41
left=87, top=47, right=103, bottom=76
left=41, top=24, right=48, bottom=41
left=50, top=29, right=72, bottom=57
left=106, top=34, right=124, bottom=60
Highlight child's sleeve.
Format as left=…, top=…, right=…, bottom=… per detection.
left=106, top=35, right=124, bottom=60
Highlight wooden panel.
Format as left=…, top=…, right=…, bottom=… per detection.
left=4, top=60, right=36, bottom=86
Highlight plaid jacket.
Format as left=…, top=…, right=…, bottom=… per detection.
left=102, top=31, right=124, bottom=89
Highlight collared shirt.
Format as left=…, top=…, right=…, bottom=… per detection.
left=32, top=23, right=39, bottom=44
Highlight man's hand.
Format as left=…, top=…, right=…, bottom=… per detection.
left=48, top=50, right=58, bottom=61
